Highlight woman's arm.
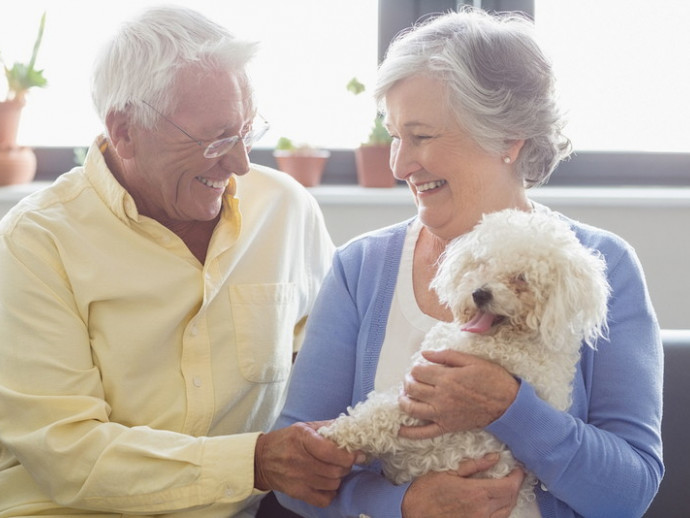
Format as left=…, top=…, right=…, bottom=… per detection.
left=274, top=240, right=526, bottom=518
left=397, top=232, right=663, bottom=517
left=274, top=250, right=412, bottom=517
left=489, top=238, right=663, bottom=517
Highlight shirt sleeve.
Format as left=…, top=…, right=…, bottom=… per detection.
left=487, top=234, right=664, bottom=518
left=294, top=191, right=336, bottom=354
left=273, top=249, right=410, bottom=518
left=0, top=227, right=260, bottom=513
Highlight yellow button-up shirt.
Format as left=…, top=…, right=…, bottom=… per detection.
left=0, top=141, right=334, bottom=517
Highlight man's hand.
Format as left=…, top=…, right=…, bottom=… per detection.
left=399, top=349, right=519, bottom=439
left=254, top=421, right=362, bottom=507
left=402, top=454, right=525, bottom=518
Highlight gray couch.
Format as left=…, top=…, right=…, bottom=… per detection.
left=644, top=329, right=690, bottom=517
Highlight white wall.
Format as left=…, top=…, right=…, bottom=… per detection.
left=309, top=186, right=690, bottom=330
left=2, top=183, right=688, bottom=329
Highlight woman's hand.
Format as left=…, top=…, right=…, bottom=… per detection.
left=401, top=454, right=525, bottom=518
left=399, top=349, right=519, bottom=439
left=254, top=421, right=363, bottom=507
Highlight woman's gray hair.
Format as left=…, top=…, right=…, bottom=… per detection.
left=375, top=7, right=571, bottom=187
left=91, top=5, right=258, bottom=130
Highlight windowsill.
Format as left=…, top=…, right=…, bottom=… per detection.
left=3, top=181, right=690, bottom=209
left=306, top=184, right=690, bottom=208
left=0, top=182, right=52, bottom=198
left=25, top=147, right=690, bottom=188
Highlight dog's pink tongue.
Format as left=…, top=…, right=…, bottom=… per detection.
left=461, top=311, right=496, bottom=333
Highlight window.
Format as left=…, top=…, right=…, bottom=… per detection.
left=534, top=0, right=690, bottom=153
left=0, top=0, right=378, bottom=149
left=4, top=0, right=689, bottom=184
left=379, top=0, right=690, bottom=185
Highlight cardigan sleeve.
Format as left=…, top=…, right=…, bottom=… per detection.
left=487, top=229, right=664, bottom=518
left=273, top=232, right=412, bottom=518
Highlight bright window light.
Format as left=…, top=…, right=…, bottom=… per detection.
left=0, top=0, right=379, bottom=149
left=534, top=0, right=690, bottom=153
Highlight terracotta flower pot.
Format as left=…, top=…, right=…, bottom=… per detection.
left=355, top=144, right=396, bottom=188
left=0, top=99, right=37, bottom=185
left=273, top=150, right=330, bottom=187
left=0, top=99, right=25, bottom=150
left=0, top=147, right=37, bottom=186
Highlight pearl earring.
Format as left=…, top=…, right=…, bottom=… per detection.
left=503, top=156, right=512, bottom=164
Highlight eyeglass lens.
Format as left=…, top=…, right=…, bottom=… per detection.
left=203, top=123, right=269, bottom=158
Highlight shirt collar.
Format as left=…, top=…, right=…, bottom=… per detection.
left=84, top=135, right=242, bottom=242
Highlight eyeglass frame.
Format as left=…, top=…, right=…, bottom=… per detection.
left=140, top=100, right=269, bottom=159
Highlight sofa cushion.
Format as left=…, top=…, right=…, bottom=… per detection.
left=644, top=329, right=690, bottom=517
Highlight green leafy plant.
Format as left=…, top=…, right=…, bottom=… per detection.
left=275, top=136, right=326, bottom=156
left=346, top=77, right=392, bottom=146
left=275, top=136, right=297, bottom=151
left=73, top=146, right=88, bottom=166
left=1, top=12, right=48, bottom=103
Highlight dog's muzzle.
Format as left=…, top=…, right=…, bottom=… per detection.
left=472, top=288, right=492, bottom=306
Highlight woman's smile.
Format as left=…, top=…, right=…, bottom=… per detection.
left=415, top=180, right=447, bottom=193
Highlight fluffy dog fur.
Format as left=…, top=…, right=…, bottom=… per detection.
left=319, top=208, right=610, bottom=516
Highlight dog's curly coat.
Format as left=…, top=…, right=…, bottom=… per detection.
left=319, top=208, right=610, bottom=516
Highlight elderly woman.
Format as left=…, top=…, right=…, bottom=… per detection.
left=0, top=6, right=358, bottom=518
left=274, top=8, right=663, bottom=518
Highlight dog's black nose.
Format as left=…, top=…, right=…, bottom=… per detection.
left=472, top=288, right=492, bottom=306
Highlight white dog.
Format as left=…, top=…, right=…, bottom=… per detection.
left=319, top=208, right=610, bottom=516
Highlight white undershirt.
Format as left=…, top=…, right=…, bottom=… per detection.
left=374, top=219, right=542, bottom=517
left=376, top=219, right=439, bottom=392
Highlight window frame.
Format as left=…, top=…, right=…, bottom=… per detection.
left=30, top=0, right=690, bottom=187
left=375, top=0, right=689, bottom=187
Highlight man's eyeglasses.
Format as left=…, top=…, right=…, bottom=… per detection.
left=141, top=100, right=269, bottom=159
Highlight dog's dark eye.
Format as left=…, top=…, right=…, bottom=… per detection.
left=510, top=274, right=529, bottom=293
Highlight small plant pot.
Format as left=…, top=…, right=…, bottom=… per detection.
left=273, top=150, right=330, bottom=187
left=0, top=147, right=37, bottom=186
left=355, top=145, right=396, bottom=188
left=0, top=99, right=25, bottom=150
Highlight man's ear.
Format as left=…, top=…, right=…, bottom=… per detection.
left=106, top=110, right=136, bottom=159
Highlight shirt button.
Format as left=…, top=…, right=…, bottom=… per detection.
left=193, top=376, right=202, bottom=387
left=190, top=325, right=199, bottom=336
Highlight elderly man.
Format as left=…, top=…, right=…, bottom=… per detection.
left=0, top=6, right=356, bottom=517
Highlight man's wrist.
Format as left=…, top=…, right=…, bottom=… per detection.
left=253, top=433, right=270, bottom=491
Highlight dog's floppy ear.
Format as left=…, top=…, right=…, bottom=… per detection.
left=540, top=244, right=610, bottom=351
left=431, top=232, right=477, bottom=311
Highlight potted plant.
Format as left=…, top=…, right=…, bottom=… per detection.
left=0, top=12, right=47, bottom=186
left=346, top=77, right=396, bottom=188
left=272, top=136, right=330, bottom=187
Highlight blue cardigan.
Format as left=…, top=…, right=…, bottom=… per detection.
left=275, top=215, right=663, bottom=518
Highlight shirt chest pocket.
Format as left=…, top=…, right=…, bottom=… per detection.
left=229, top=283, right=298, bottom=383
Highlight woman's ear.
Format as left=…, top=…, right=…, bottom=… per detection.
left=106, top=110, right=136, bottom=159
left=506, top=139, right=525, bottom=163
